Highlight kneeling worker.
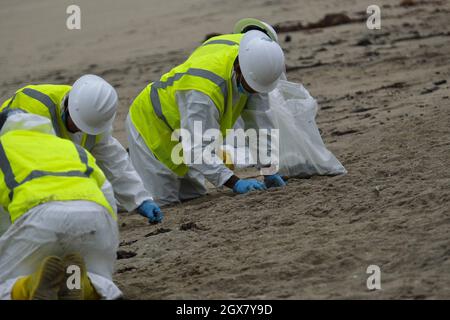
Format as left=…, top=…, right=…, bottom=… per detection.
left=1, top=74, right=162, bottom=224
left=0, top=110, right=121, bottom=300
left=127, top=30, right=287, bottom=206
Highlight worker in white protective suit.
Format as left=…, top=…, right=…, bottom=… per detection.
left=0, top=109, right=121, bottom=300
left=127, top=30, right=287, bottom=206
left=0, top=75, right=162, bottom=223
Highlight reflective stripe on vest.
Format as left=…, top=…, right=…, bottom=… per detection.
left=150, top=68, right=228, bottom=130
left=0, top=142, right=18, bottom=198
left=83, top=134, right=97, bottom=151
left=2, top=94, right=17, bottom=112
left=21, top=88, right=61, bottom=136
left=203, top=39, right=238, bottom=46
left=0, top=141, right=93, bottom=201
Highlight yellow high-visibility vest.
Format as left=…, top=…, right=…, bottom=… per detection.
left=129, top=33, right=248, bottom=176
left=0, top=84, right=101, bottom=151
left=0, top=130, right=115, bottom=223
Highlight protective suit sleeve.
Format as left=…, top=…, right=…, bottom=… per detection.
left=0, top=111, right=55, bottom=137
left=176, top=90, right=234, bottom=187
left=100, top=179, right=118, bottom=215
left=91, top=131, right=152, bottom=212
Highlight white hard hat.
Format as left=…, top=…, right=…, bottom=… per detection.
left=238, top=30, right=285, bottom=93
left=68, top=74, right=118, bottom=135
left=233, top=18, right=279, bottom=43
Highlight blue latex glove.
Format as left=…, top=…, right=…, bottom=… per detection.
left=137, top=200, right=163, bottom=224
left=233, top=179, right=267, bottom=194
left=264, top=174, right=287, bottom=188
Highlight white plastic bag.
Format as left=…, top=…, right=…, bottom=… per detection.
left=268, top=80, right=347, bottom=177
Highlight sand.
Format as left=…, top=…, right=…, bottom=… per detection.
left=1, top=0, right=449, bottom=299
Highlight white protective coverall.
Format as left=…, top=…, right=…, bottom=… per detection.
left=69, top=127, right=152, bottom=213
left=48, top=92, right=152, bottom=212
left=126, top=71, right=277, bottom=206
left=0, top=113, right=122, bottom=300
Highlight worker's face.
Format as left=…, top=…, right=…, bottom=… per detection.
left=234, top=59, right=258, bottom=94
left=63, top=97, right=80, bottom=133
left=66, top=114, right=80, bottom=133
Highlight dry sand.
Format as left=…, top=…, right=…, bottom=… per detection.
left=1, top=0, right=449, bottom=299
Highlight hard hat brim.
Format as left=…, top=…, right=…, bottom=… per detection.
left=233, top=18, right=279, bottom=43
left=241, top=71, right=280, bottom=94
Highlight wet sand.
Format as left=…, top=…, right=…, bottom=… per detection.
left=1, top=0, right=449, bottom=299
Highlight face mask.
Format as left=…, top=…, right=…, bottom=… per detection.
left=237, top=75, right=249, bottom=95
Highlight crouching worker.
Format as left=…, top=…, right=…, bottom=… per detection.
left=127, top=30, right=287, bottom=206
left=0, top=109, right=121, bottom=300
